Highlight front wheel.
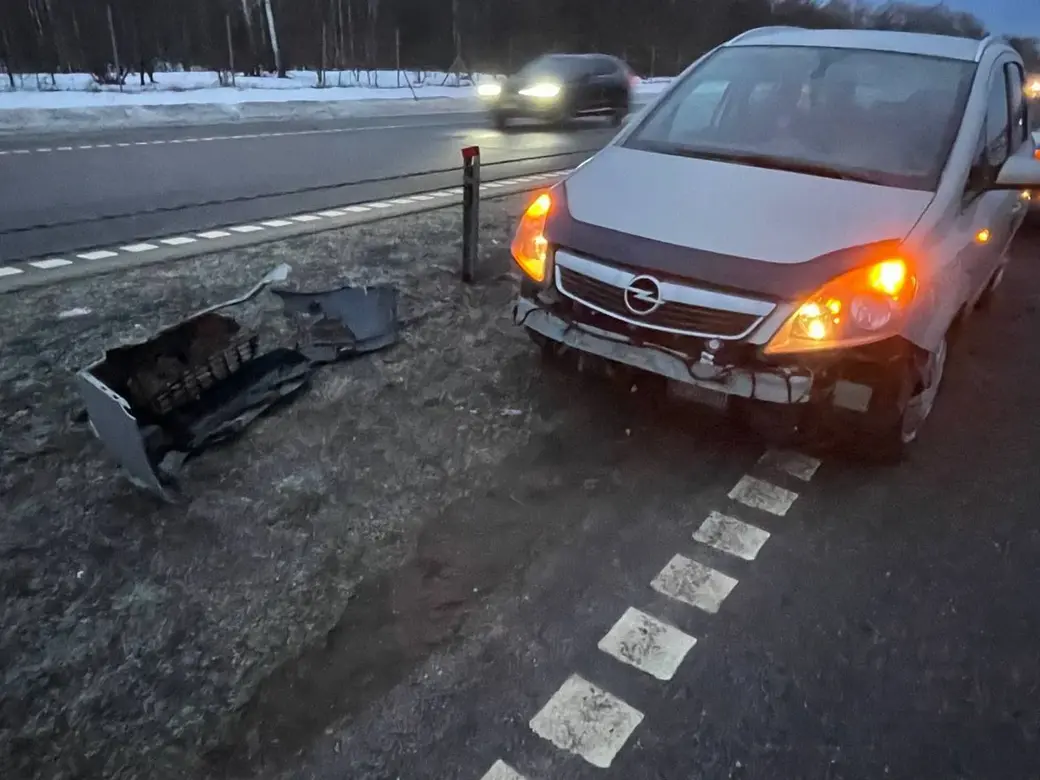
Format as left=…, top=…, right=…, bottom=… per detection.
left=859, top=336, right=948, bottom=463
left=610, top=101, right=629, bottom=127
left=491, top=110, right=509, bottom=130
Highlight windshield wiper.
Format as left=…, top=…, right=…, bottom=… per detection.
left=665, top=146, right=891, bottom=186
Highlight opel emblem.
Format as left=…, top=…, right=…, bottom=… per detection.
left=623, top=275, right=663, bottom=316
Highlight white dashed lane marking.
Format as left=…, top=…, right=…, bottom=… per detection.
left=77, top=249, right=119, bottom=260
left=757, top=449, right=822, bottom=481
left=28, top=258, right=72, bottom=269
left=529, top=674, right=643, bottom=769
left=0, top=120, right=488, bottom=158
left=692, top=511, right=771, bottom=561
left=651, top=554, right=738, bottom=614
left=597, top=607, right=697, bottom=681
left=479, top=760, right=527, bottom=780
left=728, top=475, right=799, bottom=516
left=1, top=172, right=568, bottom=288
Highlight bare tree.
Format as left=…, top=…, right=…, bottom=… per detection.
left=261, top=0, right=284, bottom=76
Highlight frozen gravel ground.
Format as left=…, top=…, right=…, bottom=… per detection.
left=0, top=194, right=590, bottom=779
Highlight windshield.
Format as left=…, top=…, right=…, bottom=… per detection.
left=624, top=45, right=976, bottom=191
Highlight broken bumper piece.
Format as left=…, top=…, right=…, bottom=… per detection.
left=514, top=297, right=813, bottom=405
left=76, top=265, right=400, bottom=500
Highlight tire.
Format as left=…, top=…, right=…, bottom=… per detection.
left=491, top=110, right=509, bottom=130
left=610, top=100, right=629, bottom=127
left=858, top=336, right=948, bottom=463
left=976, top=264, right=1006, bottom=310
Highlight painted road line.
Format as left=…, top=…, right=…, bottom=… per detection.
left=0, top=266, right=23, bottom=276
left=597, top=607, right=697, bottom=681
left=1, top=171, right=567, bottom=291
left=728, top=475, right=798, bottom=516
left=651, top=554, right=738, bottom=615
left=479, top=760, right=527, bottom=780
left=529, top=674, right=643, bottom=769
left=693, top=511, right=770, bottom=561
left=757, top=449, right=822, bottom=482
left=28, top=258, right=73, bottom=270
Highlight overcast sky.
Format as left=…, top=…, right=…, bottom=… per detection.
left=883, top=0, right=1040, bottom=36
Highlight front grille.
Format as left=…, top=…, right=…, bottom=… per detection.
left=557, top=267, right=759, bottom=338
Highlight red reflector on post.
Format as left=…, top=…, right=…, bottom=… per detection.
left=461, top=145, right=480, bottom=161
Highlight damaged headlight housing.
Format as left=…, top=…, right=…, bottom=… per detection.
left=511, top=191, right=554, bottom=284
left=764, top=258, right=917, bottom=355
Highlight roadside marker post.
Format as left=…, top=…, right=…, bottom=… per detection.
left=461, top=145, right=481, bottom=283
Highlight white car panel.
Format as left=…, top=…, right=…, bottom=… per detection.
left=564, top=145, right=935, bottom=265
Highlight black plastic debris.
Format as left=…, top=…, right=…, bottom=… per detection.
left=75, top=265, right=401, bottom=501
left=273, top=284, right=399, bottom=363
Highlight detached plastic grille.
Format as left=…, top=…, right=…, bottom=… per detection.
left=557, top=267, right=759, bottom=338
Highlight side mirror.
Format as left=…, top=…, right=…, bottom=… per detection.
left=991, top=142, right=1040, bottom=190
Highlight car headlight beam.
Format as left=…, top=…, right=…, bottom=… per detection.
left=518, top=82, right=562, bottom=99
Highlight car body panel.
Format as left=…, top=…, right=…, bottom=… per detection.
left=563, top=145, right=935, bottom=265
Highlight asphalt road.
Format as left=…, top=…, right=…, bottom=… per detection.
left=0, top=110, right=622, bottom=262
left=239, top=226, right=1040, bottom=780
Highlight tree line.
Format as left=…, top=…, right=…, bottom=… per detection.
left=1, top=0, right=1037, bottom=87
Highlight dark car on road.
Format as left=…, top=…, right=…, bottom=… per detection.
left=479, top=53, right=635, bottom=129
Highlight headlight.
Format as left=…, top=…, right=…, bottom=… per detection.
left=519, top=82, right=561, bottom=99
left=511, top=192, right=554, bottom=283
left=1026, top=80, right=1040, bottom=99
left=764, top=258, right=917, bottom=355
left=478, top=83, right=501, bottom=97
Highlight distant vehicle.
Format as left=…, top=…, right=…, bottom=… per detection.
left=509, top=27, right=1040, bottom=461
left=478, top=53, right=635, bottom=130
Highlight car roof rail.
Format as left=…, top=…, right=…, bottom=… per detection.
left=726, top=26, right=804, bottom=45
left=974, top=33, right=1012, bottom=62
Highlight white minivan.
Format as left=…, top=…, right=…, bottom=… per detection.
left=511, top=27, right=1040, bottom=459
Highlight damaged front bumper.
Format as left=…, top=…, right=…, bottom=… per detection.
left=514, top=293, right=926, bottom=445
left=514, top=296, right=813, bottom=404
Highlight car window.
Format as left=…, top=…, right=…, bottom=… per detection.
left=665, top=80, right=731, bottom=136
left=624, top=45, right=976, bottom=191
left=1005, top=62, right=1027, bottom=151
left=985, top=68, right=1011, bottom=167
left=590, top=57, right=618, bottom=76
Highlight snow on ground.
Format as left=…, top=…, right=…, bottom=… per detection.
left=0, top=69, right=672, bottom=134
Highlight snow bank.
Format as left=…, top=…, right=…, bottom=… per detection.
left=0, top=69, right=672, bottom=134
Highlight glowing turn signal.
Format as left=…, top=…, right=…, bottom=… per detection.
left=764, top=257, right=916, bottom=355
left=867, top=259, right=908, bottom=297
left=975, top=228, right=991, bottom=244
left=510, top=192, right=553, bottom=283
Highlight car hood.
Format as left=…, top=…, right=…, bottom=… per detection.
left=563, top=146, right=935, bottom=265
